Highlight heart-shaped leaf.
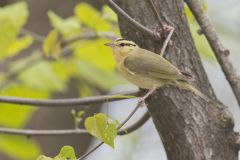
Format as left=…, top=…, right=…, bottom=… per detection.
left=84, top=113, right=117, bottom=148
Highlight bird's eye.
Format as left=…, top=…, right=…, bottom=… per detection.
left=120, top=43, right=125, bottom=47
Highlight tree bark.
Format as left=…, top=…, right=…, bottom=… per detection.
left=116, top=0, right=238, bottom=159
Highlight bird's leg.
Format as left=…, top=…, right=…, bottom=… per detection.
left=160, top=25, right=174, bottom=56
left=138, top=87, right=157, bottom=106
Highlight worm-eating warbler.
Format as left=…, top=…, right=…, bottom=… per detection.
left=105, top=38, right=209, bottom=103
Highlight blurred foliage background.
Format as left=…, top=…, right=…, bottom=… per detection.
left=0, top=0, right=239, bottom=160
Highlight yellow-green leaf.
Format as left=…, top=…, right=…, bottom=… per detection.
left=0, top=135, right=41, bottom=160
left=74, top=3, right=111, bottom=31
left=84, top=113, right=118, bottom=148
left=74, top=39, right=116, bottom=71
left=54, top=146, right=77, bottom=160
left=36, top=146, right=76, bottom=160
left=0, top=83, right=48, bottom=128
left=0, top=2, right=29, bottom=58
left=189, top=22, right=216, bottom=61
left=185, top=3, right=215, bottom=61
left=43, top=30, right=61, bottom=59
left=6, top=35, right=33, bottom=56
left=18, top=61, right=66, bottom=92
left=48, top=11, right=81, bottom=39
left=36, top=155, right=53, bottom=160
left=102, top=5, right=118, bottom=22
left=76, top=60, right=125, bottom=91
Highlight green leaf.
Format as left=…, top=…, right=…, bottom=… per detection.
left=18, top=61, right=66, bottom=92
left=6, top=35, right=33, bottom=56
left=185, top=1, right=207, bottom=22
left=0, top=2, right=29, bottom=58
left=76, top=60, right=125, bottom=90
left=36, top=146, right=76, bottom=160
left=102, top=5, right=118, bottom=22
left=36, top=155, right=53, bottom=160
left=185, top=4, right=215, bottom=61
left=74, top=3, right=111, bottom=31
left=8, top=51, right=41, bottom=74
left=84, top=113, right=118, bottom=148
left=74, top=39, right=116, bottom=71
left=50, top=58, right=77, bottom=82
left=0, top=135, right=41, bottom=160
left=0, top=104, right=34, bottom=128
left=0, top=84, right=48, bottom=128
left=48, top=11, right=81, bottom=39
left=55, top=146, right=76, bottom=160
left=189, top=22, right=216, bottom=61
left=43, top=30, right=61, bottom=59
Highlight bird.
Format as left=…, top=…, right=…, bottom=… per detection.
left=104, top=38, right=209, bottom=105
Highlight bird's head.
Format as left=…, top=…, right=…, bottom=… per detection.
left=104, top=38, right=138, bottom=55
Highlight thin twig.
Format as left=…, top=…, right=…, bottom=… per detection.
left=21, top=28, right=45, bottom=43
left=0, top=128, right=87, bottom=137
left=160, top=26, right=174, bottom=56
left=148, top=0, right=175, bottom=56
left=184, top=0, right=240, bottom=106
left=104, top=0, right=159, bottom=39
left=0, top=109, right=148, bottom=137
left=63, top=31, right=119, bottom=46
left=118, top=111, right=150, bottom=135
left=0, top=90, right=138, bottom=107
left=78, top=103, right=141, bottom=160
left=149, top=0, right=164, bottom=27
left=117, top=103, right=141, bottom=129
left=78, top=142, right=104, bottom=160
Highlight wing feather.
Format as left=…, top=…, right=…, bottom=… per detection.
left=124, top=48, right=184, bottom=80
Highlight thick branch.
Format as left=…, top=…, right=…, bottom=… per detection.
left=0, top=90, right=138, bottom=107
left=184, top=0, right=240, bottom=106
left=116, top=0, right=237, bottom=159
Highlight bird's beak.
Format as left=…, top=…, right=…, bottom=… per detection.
left=104, top=42, right=115, bottom=47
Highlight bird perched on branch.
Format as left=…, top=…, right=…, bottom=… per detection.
left=105, top=38, right=209, bottom=105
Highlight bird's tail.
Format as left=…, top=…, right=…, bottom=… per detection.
left=172, top=81, right=210, bottom=102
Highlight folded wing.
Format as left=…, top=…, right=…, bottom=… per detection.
left=124, top=48, right=187, bottom=80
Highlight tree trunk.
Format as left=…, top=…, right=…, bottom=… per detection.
left=116, top=0, right=238, bottom=159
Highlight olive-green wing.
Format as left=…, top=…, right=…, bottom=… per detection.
left=124, top=48, right=183, bottom=80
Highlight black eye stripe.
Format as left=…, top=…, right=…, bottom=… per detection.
left=119, top=43, right=136, bottom=47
